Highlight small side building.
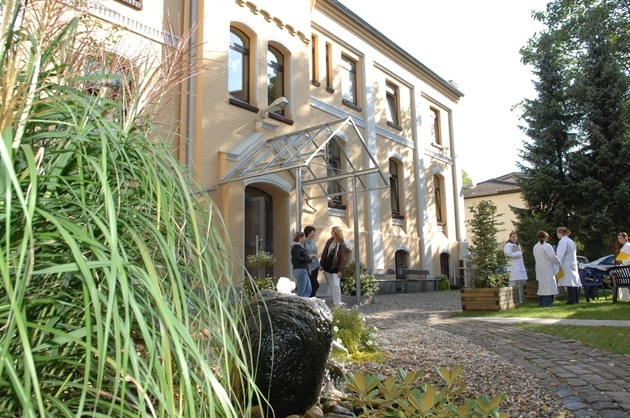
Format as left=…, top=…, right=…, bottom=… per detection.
left=463, top=173, right=525, bottom=245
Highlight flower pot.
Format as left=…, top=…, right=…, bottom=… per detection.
left=460, top=287, right=517, bottom=311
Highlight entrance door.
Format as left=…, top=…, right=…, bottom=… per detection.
left=244, top=188, right=273, bottom=278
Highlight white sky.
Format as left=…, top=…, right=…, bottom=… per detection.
left=339, top=0, right=549, bottom=184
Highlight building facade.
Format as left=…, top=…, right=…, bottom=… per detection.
left=92, top=0, right=467, bottom=285
left=463, top=173, right=526, bottom=245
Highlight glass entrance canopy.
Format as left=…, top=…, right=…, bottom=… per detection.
left=219, top=116, right=389, bottom=199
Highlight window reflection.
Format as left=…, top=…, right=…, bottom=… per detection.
left=229, top=27, right=249, bottom=102
left=267, top=46, right=284, bottom=115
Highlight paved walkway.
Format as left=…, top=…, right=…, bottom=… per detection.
left=356, top=291, right=630, bottom=418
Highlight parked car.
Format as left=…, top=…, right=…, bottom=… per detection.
left=581, top=254, right=615, bottom=272
left=577, top=255, right=589, bottom=269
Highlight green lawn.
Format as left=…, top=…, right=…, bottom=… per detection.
left=451, top=294, right=630, bottom=355
left=453, top=295, right=630, bottom=320
left=516, top=324, right=630, bottom=355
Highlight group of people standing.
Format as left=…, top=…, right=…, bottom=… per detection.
left=290, top=225, right=347, bottom=305
left=531, top=227, right=581, bottom=306
left=507, top=227, right=582, bottom=307
left=507, top=227, right=630, bottom=307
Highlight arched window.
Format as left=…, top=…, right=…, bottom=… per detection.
left=389, top=159, right=401, bottom=217
left=326, top=139, right=343, bottom=207
left=267, top=45, right=285, bottom=115
left=229, top=27, right=250, bottom=102
left=434, top=175, right=443, bottom=224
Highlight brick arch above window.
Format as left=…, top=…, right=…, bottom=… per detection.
left=394, top=243, right=411, bottom=254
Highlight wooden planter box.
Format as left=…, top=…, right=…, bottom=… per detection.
left=460, top=287, right=517, bottom=312
left=523, top=282, right=539, bottom=301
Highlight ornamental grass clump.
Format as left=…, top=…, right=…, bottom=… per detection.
left=0, top=1, right=262, bottom=416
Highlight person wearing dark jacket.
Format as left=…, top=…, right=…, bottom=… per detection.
left=303, top=226, right=321, bottom=297
left=319, top=226, right=347, bottom=306
left=291, top=231, right=312, bottom=297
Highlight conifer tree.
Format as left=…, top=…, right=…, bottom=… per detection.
left=516, top=0, right=630, bottom=259
left=517, top=32, right=575, bottom=229
left=568, top=6, right=630, bottom=252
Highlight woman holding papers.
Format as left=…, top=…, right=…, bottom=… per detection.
left=533, top=231, right=561, bottom=307
left=556, top=227, right=581, bottom=304
left=615, top=232, right=630, bottom=302
left=504, top=232, right=528, bottom=304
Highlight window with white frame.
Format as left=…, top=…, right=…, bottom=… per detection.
left=341, top=54, right=357, bottom=104
left=434, top=175, right=444, bottom=224
left=389, top=159, right=403, bottom=218
left=326, top=139, right=344, bottom=207
left=325, top=42, right=333, bottom=92
left=267, top=45, right=285, bottom=115
left=311, top=35, right=319, bottom=84
left=386, top=82, right=400, bottom=127
left=430, top=108, right=441, bottom=146
left=229, top=27, right=250, bottom=102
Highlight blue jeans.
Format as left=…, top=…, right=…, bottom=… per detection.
left=293, top=268, right=311, bottom=297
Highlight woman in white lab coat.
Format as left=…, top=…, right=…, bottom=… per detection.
left=533, top=231, right=561, bottom=307
left=556, top=227, right=581, bottom=304
left=504, top=232, right=528, bottom=304
left=616, top=232, right=630, bottom=302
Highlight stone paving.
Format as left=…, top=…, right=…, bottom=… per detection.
left=355, top=291, right=630, bottom=418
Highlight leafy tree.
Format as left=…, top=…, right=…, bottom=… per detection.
left=462, top=169, right=473, bottom=187
left=466, top=200, right=510, bottom=288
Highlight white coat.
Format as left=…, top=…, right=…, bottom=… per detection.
left=619, top=242, right=630, bottom=302
left=533, top=241, right=561, bottom=296
left=504, top=241, right=528, bottom=281
left=556, top=236, right=581, bottom=287
left=620, top=241, right=630, bottom=266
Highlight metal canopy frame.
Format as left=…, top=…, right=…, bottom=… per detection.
left=219, top=116, right=389, bottom=303
left=219, top=117, right=388, bottom=198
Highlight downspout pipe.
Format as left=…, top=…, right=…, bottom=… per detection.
left=186, top=0, right=199, bottom=179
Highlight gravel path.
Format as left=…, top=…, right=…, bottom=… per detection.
left=346, top=324, right=573, bottom=417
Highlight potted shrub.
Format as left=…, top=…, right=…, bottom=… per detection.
left=341, top=261, right=379, bottom=304
left=243, top=251, right=277, bottom=298
left=462, top=200, right=514, bottom=311
left=436, top=274, right=451, bottom=291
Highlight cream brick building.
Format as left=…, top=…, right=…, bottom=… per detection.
left=91, top=0, right=468, bottom=286
left=463, top=173, right=526, bottom=245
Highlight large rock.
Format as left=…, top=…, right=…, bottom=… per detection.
left=242, top=290, right=334, bottom=417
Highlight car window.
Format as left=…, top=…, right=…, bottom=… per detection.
left=603, top=256, right=615, bottom=265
